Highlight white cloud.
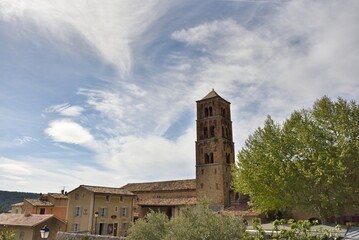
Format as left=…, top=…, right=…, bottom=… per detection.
left=45, top=119, right=94, bottom=144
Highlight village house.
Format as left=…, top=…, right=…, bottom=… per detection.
left=0, top=213, right=65, bottom=240
left=11, top=192, right=68, bottom=221
left=66, top=185, right=135, bottom=237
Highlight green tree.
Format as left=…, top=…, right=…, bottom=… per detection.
left=126, top=210, right=170, bottom=240
left=126, top=202, right=246, bottom=240
left=0, top=227, right=15, bottom=240
left=233, top=96, right=359, bottom=222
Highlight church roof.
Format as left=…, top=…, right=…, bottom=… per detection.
left=138, top=197, right=197, bottom=206
left=120, top=179, right=196, bottom=192
left=199, top=89, right=230, bottom=104
left=202, top=89, right=220, bottom=100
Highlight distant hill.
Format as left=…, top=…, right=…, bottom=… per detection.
left=0, top=190, right=39, bottom=213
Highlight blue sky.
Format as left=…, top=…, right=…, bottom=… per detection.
left=1, top=0, right=358, bottom=193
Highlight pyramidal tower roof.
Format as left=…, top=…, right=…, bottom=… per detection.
left=198, top=89, right=230, bottom=104
left=202, top=89, right=220, bottom=100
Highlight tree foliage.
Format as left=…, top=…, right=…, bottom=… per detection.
left=233, top=96, right=359, bottom=222
left=126, top=203, right=246, bottom=240
left=0, top=227, right=15, bottom=240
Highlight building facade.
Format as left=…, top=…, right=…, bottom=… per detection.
left=66, top=185, right=135, bottom=237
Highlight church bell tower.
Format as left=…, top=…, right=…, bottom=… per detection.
left=195, top=89, right=235, bottom=209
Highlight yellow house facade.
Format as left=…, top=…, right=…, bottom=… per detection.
left=66, top=185, right=135, bottom=237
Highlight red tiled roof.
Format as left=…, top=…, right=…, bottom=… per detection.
left=70, top=185, right=135, bottom=195
left=25, top=199, right=54, bottom=207
left=11, top=202, right=24, bottom=207
left=138, top=197, right=197, bottom=206
left=0, top=213, right=53, bottom=227
left=121, top=179, right=196, bottom=192
left=48, top=193, right=68, bottom=199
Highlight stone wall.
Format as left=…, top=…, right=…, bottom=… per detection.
left=56, top=232, right=124, bottom=240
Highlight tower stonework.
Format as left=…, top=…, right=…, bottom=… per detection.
left=196, top=89, right=235, bottom=209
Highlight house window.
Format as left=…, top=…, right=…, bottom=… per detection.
left=108, top=224, right=114, bottom=234
left=121, top=207, right=128, bottom=217
left=73, top=223, right=80, bottom=232
left=19, top=231, right=25, bottom=240
left=74, top=207, right=82, bottom=217
left=99, top=207, right=107, bottom=217
left=40, top=208, right=45, bottom=215
left=201, top=169, right=204, bottom=175
left=200, top=183, right=204, bottom=188
left=119, top=196, right=123, bottom=202
left=122, top=223, right=129, bottom=236
left=106, top=195, right=110, bottom=202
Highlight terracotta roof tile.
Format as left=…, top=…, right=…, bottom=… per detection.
left=25, top=199, right=54, bottom=207
left=0, top=213, right=53, bottom=227
left=11, top=202, right=24, bottom=207
left=48, top=193, right=68, bottom=199
left=138, top=197, right=197, bottom=206
left=121, top=179, right=196, bottom=192
left=80, top=185, right=135, bottom=195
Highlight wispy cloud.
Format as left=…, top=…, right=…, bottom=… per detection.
left=15, top=136, right=38, bottom=144
left=45, top=103, right=84, bottom=117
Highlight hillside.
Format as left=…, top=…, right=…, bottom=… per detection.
left=0, top=190, right=39, bottom=213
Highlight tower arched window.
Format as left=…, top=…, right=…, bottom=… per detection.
left=210, top=153, right=214, bottom=163
left=222, top=126, right=225, bottom=137
left=205, top=108, right=209, bottom=117
left=222, top=108, right=226, bottom=117
left=205, top=154, right=209, bottom=164
left=209, top=107, right=213, bottom=116
left=226, top=153, right=230, bottom=164
left=210, top=126, right=215, bottom=137
left=226, top=128, right=229, bottom=138
left=204, top=127, right=208, bottom=138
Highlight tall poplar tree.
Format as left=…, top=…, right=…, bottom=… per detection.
left=233, top=96, right=359, bottom=222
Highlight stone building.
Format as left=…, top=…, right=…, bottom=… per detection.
left=11, top=192, right=68, bottom=221
left=0, top=213, right=66, bottom=240
left=121, top=89, right=253, bottom=219
left=66, top=185, right=135, bottom=237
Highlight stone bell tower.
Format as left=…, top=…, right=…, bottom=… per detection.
left=195, top=89, right=235, bottom=209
